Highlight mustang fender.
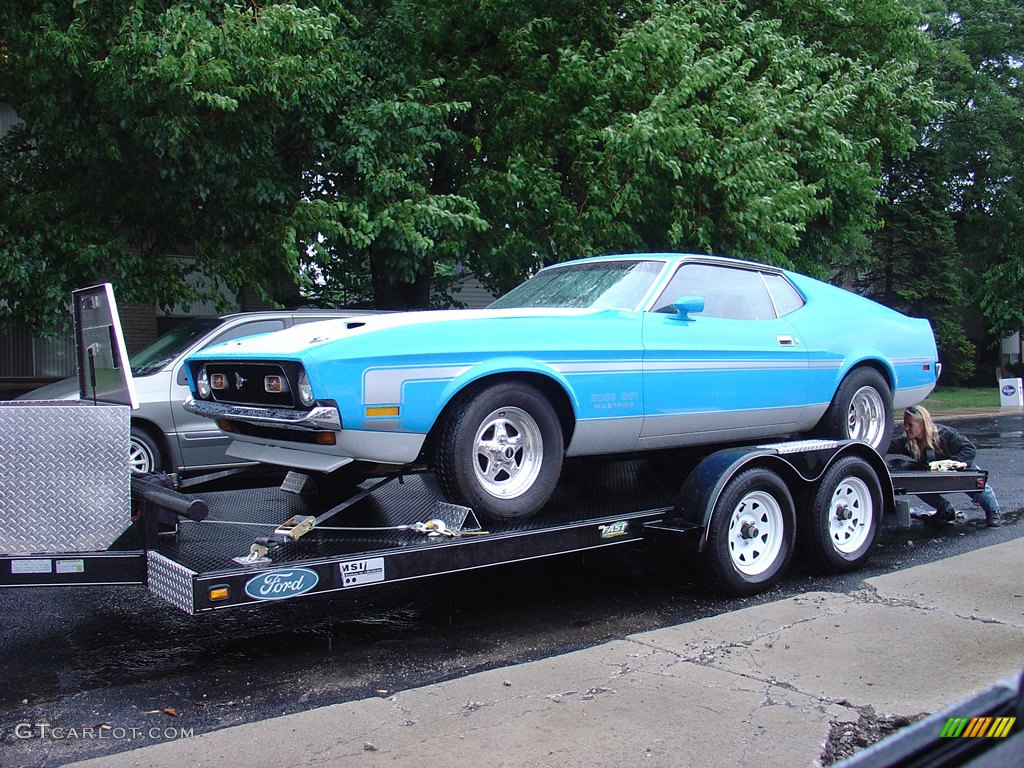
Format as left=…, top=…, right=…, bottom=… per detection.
left=435, top=357, right=579, bottom=423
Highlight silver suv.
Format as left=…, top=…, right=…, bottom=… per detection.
left=19, top=310, right=375, bottom=475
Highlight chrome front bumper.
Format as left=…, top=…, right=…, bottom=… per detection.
left=183, top=396, right=341, bottom=431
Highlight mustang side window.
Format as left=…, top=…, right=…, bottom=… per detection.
left=762, top=273, right=805, bottom=316
left=652, top=264, right=776, bottom=320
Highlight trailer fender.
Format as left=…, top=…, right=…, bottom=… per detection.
left=674, top=440, right=894, bottom=553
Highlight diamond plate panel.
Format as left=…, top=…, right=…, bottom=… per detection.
left=147, top=551, right=197, bottom=614
left=0, top=402, right=131, bottom=554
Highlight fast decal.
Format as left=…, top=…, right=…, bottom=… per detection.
left=598, top=521, right=629, bottom=539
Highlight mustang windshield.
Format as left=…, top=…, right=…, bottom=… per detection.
left=489, top=260, right=664, bottom=310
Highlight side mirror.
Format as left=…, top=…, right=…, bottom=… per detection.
left=669, top=296, right=705, bottom=322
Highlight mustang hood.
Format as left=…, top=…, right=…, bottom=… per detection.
left=201, top=308, right=605, bottom=358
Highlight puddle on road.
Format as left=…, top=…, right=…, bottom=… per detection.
left=955, top=413, right=1024, bottom=449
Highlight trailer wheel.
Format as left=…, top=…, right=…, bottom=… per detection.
left=799, top=456, right=882, bottom=573
left=816, top=368, right=892, bottom=451
left=435, top=381, right=564, bottom=523
left=703, top=468, right=795, bottom=596
left=129, top=426, right=164, bottom=474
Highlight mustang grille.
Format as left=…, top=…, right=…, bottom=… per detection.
left=204, top=362, right=301, bottom=408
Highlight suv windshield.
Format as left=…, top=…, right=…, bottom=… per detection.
left=130, top=318, right=222, bottom=377
left=489, top=260, right=664, bottom=310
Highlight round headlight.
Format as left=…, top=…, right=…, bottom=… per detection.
left=197, top=367, right=211, bottom=399
left=297, top=371, right=315, bottom=407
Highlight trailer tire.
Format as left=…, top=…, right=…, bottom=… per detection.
left=703, top=468, right=795, bottom=597
left=799, top=456, right=882, bottom=573
left=435, top=381, right=563, bottom=523
left=816, top=368, right=892, bottom=451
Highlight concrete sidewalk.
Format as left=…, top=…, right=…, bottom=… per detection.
left=70, top=539, right=1024, bottom=768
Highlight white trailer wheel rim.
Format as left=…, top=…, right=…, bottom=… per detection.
left=472, top=406, right=543, bottom=500
left=828, top=476, right=873, bottom=555
left=726, top=490, right=785, bottom=577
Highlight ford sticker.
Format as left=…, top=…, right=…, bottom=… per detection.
left=245, top=568, right=319, bottom=601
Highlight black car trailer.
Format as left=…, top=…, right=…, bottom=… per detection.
left=0, top=283, right=990, bottom=614
left=0, top=411, right=988, bottom=614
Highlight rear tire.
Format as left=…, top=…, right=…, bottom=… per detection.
left=816, top=368, right=892, bottom=452
left=435, top=381, right=564, bottom=523
left=702, top=468, right=795, bottom=596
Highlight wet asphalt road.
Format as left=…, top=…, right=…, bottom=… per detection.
left=1, top=413, right=1022, bottom=768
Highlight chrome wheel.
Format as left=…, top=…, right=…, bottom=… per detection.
left=827, top=476, right=873, bottom=555
left=726, top=490, right=785, bottom=577
left=472, top=406, right=543, bottom=499
left=847, top=385, right=886, bottom=446
left=435, top=381, right=563, bottom=523
left=129, top=435, right=156, bottom=474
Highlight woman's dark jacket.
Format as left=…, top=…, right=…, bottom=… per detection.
left=887, top=424, right=978, bottom=470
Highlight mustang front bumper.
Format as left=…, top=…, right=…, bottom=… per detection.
left=183, top=396, right=341, bottom=431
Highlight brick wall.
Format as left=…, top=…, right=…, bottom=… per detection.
left=117, top=303, right=159, bottom=354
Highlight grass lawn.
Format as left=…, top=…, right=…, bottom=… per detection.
left=918, top=386, right=1002, bottom=413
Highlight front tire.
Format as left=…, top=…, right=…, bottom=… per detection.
left=435, top=381, right=564, bottom=523
left=129, top=426, right=164, bottom=474
left=799, top=456, right=882, bottom=573
left=702, top=468, right=795, bottom=596
left=817, top=368, right=892, bottom=452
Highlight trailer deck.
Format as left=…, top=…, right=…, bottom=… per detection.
left=146, top=459, right=679, bottom=613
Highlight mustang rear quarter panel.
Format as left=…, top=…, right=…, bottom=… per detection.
left=784, top=273, right=938, bottom=408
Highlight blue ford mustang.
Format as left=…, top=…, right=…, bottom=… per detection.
left=184, top=254, right=938, bottom=522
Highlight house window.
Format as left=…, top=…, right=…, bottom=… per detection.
left=0, top=324, right=77, bottom=379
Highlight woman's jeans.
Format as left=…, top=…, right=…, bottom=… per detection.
left=917, top=483, right=1000, bottom=515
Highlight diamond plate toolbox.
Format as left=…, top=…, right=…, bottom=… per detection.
left=0, top=402, right=131, bottom=554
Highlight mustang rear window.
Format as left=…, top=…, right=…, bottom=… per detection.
left=489, top=260, right=663, bottom=310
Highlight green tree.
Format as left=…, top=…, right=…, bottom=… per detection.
left=867, top=147, right=977, bottom=382
left=0, top=0, right=481, bottom=331
left=2, top=0, right=940, bottom=323
left=752, top=0, right=941, bottom=274
left=856, top=0, right=1024, bottom=383
left=933, top=0, right=1024, bottom=348
left=395, top=0, right=937, bottom=293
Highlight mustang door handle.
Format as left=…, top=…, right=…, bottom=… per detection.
left=776, top=335, right=798, bottom=346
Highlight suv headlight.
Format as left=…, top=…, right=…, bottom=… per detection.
left=297, top=370, right=315, bottom=407
left=197, top=367, right=211, bottom=399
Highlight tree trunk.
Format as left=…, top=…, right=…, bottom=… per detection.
left=369, top=252, right=434, bottom=310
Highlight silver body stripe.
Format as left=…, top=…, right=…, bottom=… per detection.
left=363, top=365, right=473, bottom=404
left=360, top=358, right=842, bottom=405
